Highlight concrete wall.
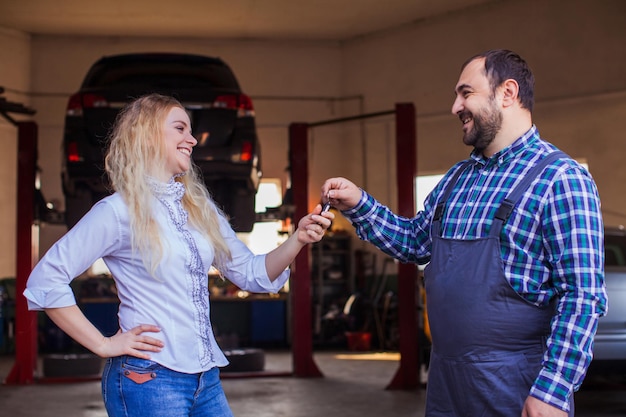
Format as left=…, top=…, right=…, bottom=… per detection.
left=0, top=27, right=31, bottom=278
left=1, top=0, right=625, bottom=277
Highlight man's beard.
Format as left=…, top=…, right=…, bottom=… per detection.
left=461, top=101, right=503, bottom=153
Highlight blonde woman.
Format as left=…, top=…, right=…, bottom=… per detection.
left=25, top=93, right=333, bottom=417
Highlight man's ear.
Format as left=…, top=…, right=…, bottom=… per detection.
left=501, top=79, right=520, bottom=108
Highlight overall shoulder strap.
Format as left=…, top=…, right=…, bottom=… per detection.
left=432, top=159, right=474, bottom=236
left=489, top=151, right=568, bottom=237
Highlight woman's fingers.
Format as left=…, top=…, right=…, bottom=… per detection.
left=132, top=324, right=161, bottom=335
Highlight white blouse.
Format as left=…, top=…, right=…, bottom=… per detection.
left=24, top=179, right=290, bottom=373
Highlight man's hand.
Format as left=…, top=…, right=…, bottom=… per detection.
left=321, top=177, right=362, bottom=211
left=522, top=396, right=568, bottom=417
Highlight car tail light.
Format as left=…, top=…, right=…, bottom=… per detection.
left=240, top=141, right=253, bottom=162
left=237, top=94, right=255, bottom=117
left=66, top=93, right=109, bottom=116
left=66, top=141, right=82, bottom=162
left=213, top=94, right=255, bottom=117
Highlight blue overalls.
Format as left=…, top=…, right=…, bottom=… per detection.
left=423, top=152, right=575, bottom=416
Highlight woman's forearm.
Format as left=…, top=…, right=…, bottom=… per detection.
left=264, top=204, right=333, bottom=281
left=264, top=234, right=306, bottom=280
left=45, top=305, right=108, bottom=357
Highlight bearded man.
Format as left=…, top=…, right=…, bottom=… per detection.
left=321, top=49, right=607, bottom=417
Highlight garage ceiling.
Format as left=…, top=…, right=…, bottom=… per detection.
left=0, top=0, right=498, bottom=41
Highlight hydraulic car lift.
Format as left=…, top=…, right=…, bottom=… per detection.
left=3, top=94, right=420, bottom=389
left=289, top=103, right=420, bottom=389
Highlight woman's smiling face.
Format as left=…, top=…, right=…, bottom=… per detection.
left=160, top=106, right=197, bottom=181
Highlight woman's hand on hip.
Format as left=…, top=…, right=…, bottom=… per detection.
left=100, top=324, right=164, bottom=359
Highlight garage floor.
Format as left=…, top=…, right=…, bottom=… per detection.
left=1, top=351, right=625, bottom=416
left=2, top=351, right=425, bottom=417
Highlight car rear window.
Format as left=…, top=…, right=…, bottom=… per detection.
left=605, top=232, right=626, bottom=266
left=82, top=58, right=240, bottom=90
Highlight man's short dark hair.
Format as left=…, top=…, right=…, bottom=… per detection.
left=462, top=49, right=535, bottom=113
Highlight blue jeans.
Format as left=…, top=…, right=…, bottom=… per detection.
left=102, top=356, right=233, bottom=417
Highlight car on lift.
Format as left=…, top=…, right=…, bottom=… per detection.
left=61, top=52, right=261, bottom=232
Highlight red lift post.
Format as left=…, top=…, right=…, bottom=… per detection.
left=289, top=123, right=324, bottom=377
left=5, top=121, right=39, bottom=385
left=386, top=102, right=419, bottom=389
left=288, top=103, right=420, bottom=388
left=1, top=91, right=39, bottom=384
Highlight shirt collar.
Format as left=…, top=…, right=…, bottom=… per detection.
left=469, top=125, right=538, bottom=167
left=146, top=176, right=185, bottom=202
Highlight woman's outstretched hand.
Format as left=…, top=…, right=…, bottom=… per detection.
left=264, top=203, right=334, bottom=279
left=295, top=203, right=334, bottom=244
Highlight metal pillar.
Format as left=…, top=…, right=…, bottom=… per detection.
left=5, top=121, right=39, bottom=385
left=386, top=103, right=420, bottom=390
left=289, top=123, right=323, bottom=377
left=287, top=104, right=419, bottom=385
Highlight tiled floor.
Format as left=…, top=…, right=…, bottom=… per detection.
left=1, top=351, right=624, bottom=416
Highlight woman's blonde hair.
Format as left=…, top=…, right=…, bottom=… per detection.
left=104, top=93, right=231, bottom=275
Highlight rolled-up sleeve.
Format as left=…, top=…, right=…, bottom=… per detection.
left=24, top=286, right=77, bottom=311
left=218, top=216, right=290, bottom=293
left=24, top=253, right=81, bottom=310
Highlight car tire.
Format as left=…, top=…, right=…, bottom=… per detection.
left=221, top=348, right=265, bottom=373
left=43, top=353, right=103, bottom=377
